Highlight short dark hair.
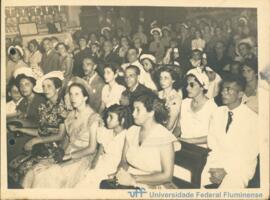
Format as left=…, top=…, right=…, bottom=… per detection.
left=125, top=65, right=140, bottom=75
left=27, top=39, right=40, bottom=50
left=55, top=42, right=69, bottom=51
left=134, top=91, right=169, bottom=125
left=221, top=74, right=246, bottom=91
left=128, top=46, right=139, bottom=55
left=41, top=37, right=51, bottom=45
left=241, top=58, right=258, bottom=74
left=83, top=56, right=98, bottom=64
left=103, top=104, right=133, bottom=129
left=15, top=74, right=36, bottom=88
left=103, top=62, right=119, bottom=74
left=47, top=77, right=62, bottom=89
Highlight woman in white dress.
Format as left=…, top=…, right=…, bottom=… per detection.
left=76, top=104, right=134, bottom=188
left=179, top=68, right=217, bottom=147
left=22, top=77, right=100, bottom=188
left=100, top=63, right=126, bottom=112
left=102, top=91, right=181, bottom=189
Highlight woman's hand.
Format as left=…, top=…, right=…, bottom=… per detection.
left=53, top=148, right=65, bottom=163
left=8, top=125, right=19, bottom=132
left=116, top=168, right=136, bottom=186
left=24, top=137, right=41, bottom=151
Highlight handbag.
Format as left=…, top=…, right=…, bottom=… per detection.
left=100, top=177, right=140, bottom=189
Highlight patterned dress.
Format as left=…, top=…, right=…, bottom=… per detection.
left=8, top=100, right=68, bottom=185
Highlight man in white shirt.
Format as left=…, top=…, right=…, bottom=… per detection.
left=201, top=75, right=259, bottom=188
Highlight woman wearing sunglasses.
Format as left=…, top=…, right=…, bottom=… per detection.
left=179, top=68, right=217, bottom=147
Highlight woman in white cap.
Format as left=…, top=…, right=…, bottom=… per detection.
left=139, top=54, right=158, bottom=91
left=101, top=26, right=112, bottom=41
left=6, top=45, right=29, bottom=84
left=23, top=77, right=101, bottom=188
left=157, top=65, right=183, bottom=137
left=179, top=68, right=217, bottom=147
left=149, top=27, right=166, bottom=64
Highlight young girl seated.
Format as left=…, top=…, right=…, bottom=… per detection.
left=76, top=104, right=133, bottom=188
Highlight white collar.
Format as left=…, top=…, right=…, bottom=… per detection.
left=130, top=82, right=139, bottom=92
left=88, top=72, right=97, bottom=84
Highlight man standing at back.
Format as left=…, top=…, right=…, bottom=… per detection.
left=82, top=56, right=105, bottom=113
left=40, top=37, right=60, bottom=74
left=201, top=75, right=259, bottom=188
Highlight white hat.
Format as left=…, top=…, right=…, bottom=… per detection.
left=139, top=54, right=156, bottom=64
left=162, top=26, right=170, bottom=32
left=150, top=20, right=158, bottom=28
left=34, top=71, right=64, bottom=93
left=8, top=45, right=24, bottom=57
left=205, top=66, right=214, bottom=72
left=180, top=23, right=189, bottom=29
left=150, top=27, right=162, bottom=37
left=101, top=26, right=111, bottom=35
left=187, top=68, right=209, bottom=90
left=239, top=17, right=248, bottom=25
left=13, top=67, right=35, bottom=79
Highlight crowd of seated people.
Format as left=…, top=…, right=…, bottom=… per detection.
left=6, top=8, right=260, bottom=189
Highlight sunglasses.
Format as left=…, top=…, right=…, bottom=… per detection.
left=186, top=82, right=197, bottom=88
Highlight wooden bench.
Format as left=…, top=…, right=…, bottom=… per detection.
left=173, top=141, right=260, bottom=189
left=173, top=141, right=210, bottom=188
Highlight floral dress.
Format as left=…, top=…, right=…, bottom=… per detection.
left=37, top=100, right=68, bottom=150
left=8, top=100, right=68, bottom=185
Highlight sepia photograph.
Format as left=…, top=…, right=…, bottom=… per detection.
left=1, top=0, right=269, bottom=199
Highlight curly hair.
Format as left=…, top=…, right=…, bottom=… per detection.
left=134, top=91, right=169, bottom=125
left=103, top=104, right=133, bottom=129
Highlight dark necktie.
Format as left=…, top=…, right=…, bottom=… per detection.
left=225, top=111, right=233, bottom=133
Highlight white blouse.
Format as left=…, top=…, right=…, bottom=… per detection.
left=180, top=98, right=217, bottom=139
left=101, top=83, right=126, bottom=108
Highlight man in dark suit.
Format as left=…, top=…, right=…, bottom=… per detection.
left=82, top=56, right=105, bottom=113
left=40, top=37, right=60, bottom=74
left=73, top=36, right=92, bottom=77
left=122, top=65, right=152, bottom=107
left=102, top=40, right=121, bottom=64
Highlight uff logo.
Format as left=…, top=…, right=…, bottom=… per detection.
left=127, top=188, right=147, bottom=198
